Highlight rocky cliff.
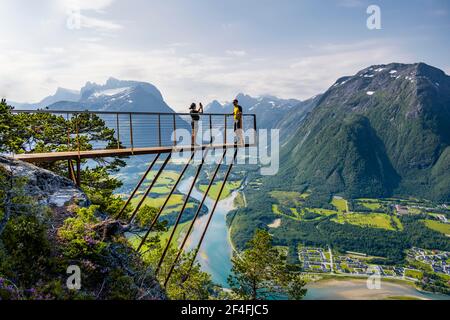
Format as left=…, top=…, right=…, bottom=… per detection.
left=0, top=156, right=166, bottom=300
left=0, top=156, right=88, bottom=208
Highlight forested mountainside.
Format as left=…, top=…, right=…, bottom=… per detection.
left=230, top=63, right=450, bottom=266
left=272, top=63, right=450, bottom=202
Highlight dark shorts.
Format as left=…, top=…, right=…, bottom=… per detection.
left=234, top=120, right=242, bottom=130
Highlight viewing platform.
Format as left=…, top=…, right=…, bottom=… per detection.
left=11, top=109, right=256, bottom=163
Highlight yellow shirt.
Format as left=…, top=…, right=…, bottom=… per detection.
left=234, top=105, right=242, bottom=121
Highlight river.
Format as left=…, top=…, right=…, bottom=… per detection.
left=177, top=177, right=237, bottom=287
left=177, top=177, right=449, bottom=300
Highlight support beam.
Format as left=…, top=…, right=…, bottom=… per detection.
left=155, top=149, right=209, bottom=277
left=128, top=154, right=172, bottom=224
left=116, top=154, right=160, bottom=220
left=181, top=148, right=238, bottom=284
left=68, top=160, right=77, bottom=184
left=75, top=159, right=81, bottom=187
left=136, top=151, right=196, bottom=252
left=163, top=149, right=227, bottom=287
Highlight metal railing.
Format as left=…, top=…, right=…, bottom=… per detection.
left=11, top=109, right=257, bottom=155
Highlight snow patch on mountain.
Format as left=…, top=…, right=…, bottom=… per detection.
left=92, top=87, right=132, bottom=98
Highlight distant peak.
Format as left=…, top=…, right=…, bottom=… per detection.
left=208, top=100, right=222, bottom=105
left=55, top=87, right=79, bottom=95
left=235, top=92, right=252, bottom=99
left=259, top=94, right=280, bottom=100
left=105, top=77, right=123, bottom=87
left=79, top=77, right=164, bottom=102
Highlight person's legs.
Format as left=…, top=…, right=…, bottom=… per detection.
left=237, top=120, right=244, bottom=145
left=193, top=121, right=199, bottom=145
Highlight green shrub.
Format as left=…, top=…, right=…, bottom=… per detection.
left=58, top=206, right=107, bottom=259
left=1, top=215, right=51, bottom=286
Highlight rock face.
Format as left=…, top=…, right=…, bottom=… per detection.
left=0, top=156, right=88, bottom=208
left=0, top=156, right=167, bottom=300
left=48, top=77, right=174, bottom=113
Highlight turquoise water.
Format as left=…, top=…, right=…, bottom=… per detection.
left=177, top=177, right=235, bottom=287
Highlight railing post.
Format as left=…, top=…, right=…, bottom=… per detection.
left=76, top=113, right=81, bottom=158
left=209, top=115, right=213, bottom=145
left=76, top=158, right=81, bottom=187
left=158, top=114, right=162, bottom=147
left=224, top=115, right=227, bottom=145
left=173, top=114, right=177, bottom=146
left=66, top=113, right=71, bottom=150
left=253, top=115, right=257, bottom=147
left=116, top=113, right=120, bottom=149
left=129, top=113, right=134, bottom=152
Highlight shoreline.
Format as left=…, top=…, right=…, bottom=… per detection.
left=305, top=275, right=450, bottom=300
left=226, top=194, right=240, bottom=257
left=310, top=273, right=417, bottom=287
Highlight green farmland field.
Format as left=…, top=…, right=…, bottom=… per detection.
left=423, top=220, right=450, bottom=235
left=331, top=197, right=348, bottom=212
left=332, top=212, right=398, bottom=231
left=199, top=180, right=242, bottom=201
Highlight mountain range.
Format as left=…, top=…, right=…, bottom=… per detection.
left=205, top=94, right=311, bottom=130
left=10, top=87, right=80, bottom=110
left=10, top=78, right=175, bottom=114
left=11, top=79, right=311, bottom=130
left=273, top=62, right=450, bottom=202
left=48, top=77, right=175, bottom=114
left=9, top=63, right=450, bottom=202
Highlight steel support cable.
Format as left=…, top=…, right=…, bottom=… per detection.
left=136, top=150, right=196, bottom=252
left=182, top=147, right=238, bottom=284
left=116, top=154, right=161, bottom=220
left=163, top=149, right=227, bottom=287
left=154, top=148, right=210, bottom=276
left=128, top=153, right=172, bottom=224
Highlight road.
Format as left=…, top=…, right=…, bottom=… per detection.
left=328, top=246, right=334, bottom=273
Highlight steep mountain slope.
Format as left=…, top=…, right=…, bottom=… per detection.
left=274, top=94, right=322, bottom=142
left=205, top=93, right=302, bottom=130
left=275, top=63, right=450, bottom=202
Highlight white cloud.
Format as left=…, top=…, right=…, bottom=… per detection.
left=60, top=0, right=122, bottom=31
left=226, top=50, right=247, bottom=57
left=60, top=0, right=116, bottom=11
left=0, top=38, right=415, bottom=111
left=78, top=14, right=122, bottom=30
left=1, top=0, right=447, bottom=115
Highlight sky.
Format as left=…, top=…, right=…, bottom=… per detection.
left=0, top=0, right=449, bottom=111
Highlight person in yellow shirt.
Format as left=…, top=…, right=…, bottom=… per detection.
left=233, top=99, right=244, bottom=145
